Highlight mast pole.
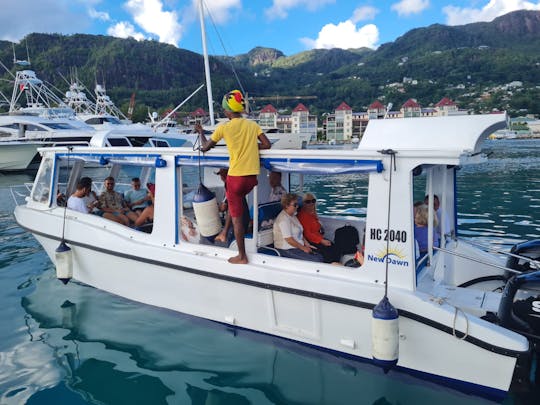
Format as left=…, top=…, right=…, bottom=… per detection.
left=198, top=0, right=215, bottom=126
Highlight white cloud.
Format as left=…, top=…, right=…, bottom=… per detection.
left=89, top=8, right=110, bottom=22
left=351, top=6, right=380, bottom=23
left=444, top=0, right=540, bottom=25
left=265, top=0, right=336, bottom=20
left=0, top=0, right=89, bottom=42
left=391, top=0, right=430, bottom=17
left=124, top=0, right=182, bottom=45
left=301, top=20, right=379, bottom=50
left=194, top=0, right=242, bottom=25
left=107, top=21, right=146, bottom=41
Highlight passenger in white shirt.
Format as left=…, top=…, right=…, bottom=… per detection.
left=273, top=193, right=323, bottom=262
left=67, top=177, right=93, bottom=214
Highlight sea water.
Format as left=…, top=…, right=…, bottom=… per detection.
left=1, top=140, right=539, bottom=404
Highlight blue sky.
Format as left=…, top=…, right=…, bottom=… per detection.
left=1, top=1, right=540, bottom=56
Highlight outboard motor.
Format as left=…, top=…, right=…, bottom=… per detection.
left=506, top=239, right=540, bottom=275
left=498, top=270, right=540, bottom=384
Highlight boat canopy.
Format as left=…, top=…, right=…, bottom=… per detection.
left=175, top=154, right=384, bottom=175
left=360, top=114, right=507, bottom=155
left=56, top=152, right=166, bottom=168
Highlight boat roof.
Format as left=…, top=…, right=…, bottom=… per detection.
left=359, top=113, right=507, bottom=155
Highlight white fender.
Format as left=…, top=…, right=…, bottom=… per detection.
left=192, top=184, right=221, bottom=237
left=55, top=241, right=73, bottom=284
left=372, top=296, right=399, bottom=370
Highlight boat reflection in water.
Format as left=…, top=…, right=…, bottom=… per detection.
left=20, top=269, right=486, bottom=405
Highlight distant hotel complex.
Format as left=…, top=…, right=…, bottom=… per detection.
left=183, top=97, right=465, bottom=142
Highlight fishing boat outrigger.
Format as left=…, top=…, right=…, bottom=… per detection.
left=14, top=113, right=540, bottom=397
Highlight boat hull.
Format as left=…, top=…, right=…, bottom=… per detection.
left=0, top=142, right=40, bottom=171
left=15, top=205, right=526, bottom=396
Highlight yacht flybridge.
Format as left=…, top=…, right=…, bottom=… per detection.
left=14, top=113, right=540, bottom=397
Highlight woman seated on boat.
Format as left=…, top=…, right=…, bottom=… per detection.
left=98, top=176, right=138, bottom=226
left=134, top=183, right=155, bottom=228
left=297, top=193, right=341, bottom=264
left=273, top=193, right=323, bottom=262
left=414, top=203, right=439, bottom=256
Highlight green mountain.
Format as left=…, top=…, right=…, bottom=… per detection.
left=1, top=9, right=540, bottom=120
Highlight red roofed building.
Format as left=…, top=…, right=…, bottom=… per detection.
left=325, top=102, right=353, bottom=142
left=435, top=97, right=459, bottom=116
left=401, top=98, right=421, bottom=118
left=368, top=100, right=386, bottom=119
left=290, top=103, right=317, bottom=141
left=259, top=104, right=279, bottom=128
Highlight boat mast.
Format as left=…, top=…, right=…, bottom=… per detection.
left=198, top=0, right=215, bottom=126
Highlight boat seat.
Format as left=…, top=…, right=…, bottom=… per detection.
left=255, top=201, right=282, bottom=246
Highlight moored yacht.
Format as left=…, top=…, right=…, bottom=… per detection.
left=14, top=113, right=540, bottom=396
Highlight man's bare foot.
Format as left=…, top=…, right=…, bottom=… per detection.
left=215, top=232, right=227, bottom=243
left=228, top=255, right=248, bottom=264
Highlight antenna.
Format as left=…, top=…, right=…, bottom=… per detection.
left=12, top=41, right=31, bottom=67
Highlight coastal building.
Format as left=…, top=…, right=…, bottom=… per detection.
left=401, top=98, right=422, bottom=118
left=325, top=102, right=353, bottom=143
left=290, top=103, right=317, bottom=137
left=435, top=97, right=459, bottom=116
left=259, top=104, right=278, bottom=128
left=183, top=107, right=208, bottom=126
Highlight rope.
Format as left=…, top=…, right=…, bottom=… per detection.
left=429, top=295, right=470, bottom=340
left=378, top=149, right=397, bottom=298
left=60, top=146, right=73, bottom=241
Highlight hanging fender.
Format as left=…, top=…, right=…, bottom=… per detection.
left=192, top=183, right=222, bottom=237
left=372, top=295, right=399, bottom=372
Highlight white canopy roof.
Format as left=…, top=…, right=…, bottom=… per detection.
left=359, top=113, right=507, bottom=155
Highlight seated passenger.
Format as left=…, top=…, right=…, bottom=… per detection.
left=414, top=204, right=439, bottom=255
left=268, top=171, right=286, bottom=202
left=67, top=177, right=93, bottom=214
left=124, top=177, right=150, bottom=214
left=98, top=176, right=138, bottom=226
left=297, top=193, right=341, bottom=264
left=83, top=186, right=100, bottom=214
left=134, top=183, right=155, bottom=228
left=273, top=193, right=323, bottom=262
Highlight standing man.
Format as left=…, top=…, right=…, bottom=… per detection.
left=196, top=89, right=271, bottom=264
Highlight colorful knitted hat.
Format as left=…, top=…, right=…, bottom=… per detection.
left=222, top=90, right=245, bottom=113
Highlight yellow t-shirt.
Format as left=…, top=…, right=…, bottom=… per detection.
left=210, top=118, right=262, bottom=176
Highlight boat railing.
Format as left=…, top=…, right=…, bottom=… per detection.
left=458, top=238, right=540, bottom=269
left=9, top=183, right=33, bottom=206
left=433, top=246, right=537, bottom=275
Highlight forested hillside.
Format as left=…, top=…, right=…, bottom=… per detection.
left=1, top=9, right=540, bottom=121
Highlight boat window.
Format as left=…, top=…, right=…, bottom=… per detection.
left=42, top=122, right=78, bottom=130
left=30, top=157, right=54, bottom=204
left=24, top=124, right=45, bottom=132
left=0, top=123, right=19, bottom=130
left=107, top=138, right=132, bottom=147
left=85, top=118, right=102, bottom=125
left=103, top=117, right=122, bottom=125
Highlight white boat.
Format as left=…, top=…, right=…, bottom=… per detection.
left=14, top=113, right=540, bottom=396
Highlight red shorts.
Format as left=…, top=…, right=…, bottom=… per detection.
left=226, top=175, right=257, bottom=218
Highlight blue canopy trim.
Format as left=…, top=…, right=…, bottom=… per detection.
left=175, top=155, right=230, bottom=168
left=261, top=157, right=384, bottom=174
left=56, top=153, right=165, bottom=168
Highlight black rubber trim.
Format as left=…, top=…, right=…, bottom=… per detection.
left=19, top=223, right=528, bottom=359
